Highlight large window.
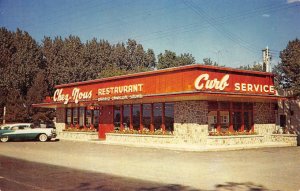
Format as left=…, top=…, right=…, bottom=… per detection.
left=86, top=109, right=92, bottom=126
left=113, top=106, right=121, bottom=130
left=79, top=107, right=85, bottom=126
left=208, top=101, right=253, bottom=133
left=165, top=103, right=174, bottom=131
left=73, top=108, right=78, bottom=125
left=123, top=105, right=131, bottom=129
left=93, top=110, right=99, bottom=129
left=66, top=108, right=72, bottom=125
left=132, top=104, right=140, bottom=130
left=154, top=103, right=162, bottom=130
left=143, top=104, right=151, bottom=130
left=111, top=102, right=174, bottom=133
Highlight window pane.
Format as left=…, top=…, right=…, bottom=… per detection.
left=233, top=102, right=242, bottom=110
left=86, top=109, right=92, bottom=126
left=114, top=106, right=121, bottom=130
left=79, top=107, right=85, bottom=126
left=154, top=103, right=162, bottom=130
left=233, top=112, right=242, bottom=131
left=143, top=104, right=151, bottom=130
left=123, top=105, right=130, bottom=129
left=165, top=103, right=174, bottom=131
left=73, top=108, right=78, bottom=125
left=66, top=108, right=72, bottom=125
left=93, top=110, right=99, bottom=129
left=220, top=102, right=229, bottom=110
left=208, top=111, right=217, bottom=132
left=244, top=111, right=251, bottom=131
left=220, top=111, right=229, bottom=132
left=132, top=104, right=140, bottom=130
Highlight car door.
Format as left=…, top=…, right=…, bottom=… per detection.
left=9, top=126, right=25, bottom=140
left=13, top=125, right=36, bottom=140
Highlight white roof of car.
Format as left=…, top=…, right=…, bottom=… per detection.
left=0, top=123, right=32, bottom=128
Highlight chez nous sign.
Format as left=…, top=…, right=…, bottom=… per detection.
left=52, top=69, right=276, bottom=104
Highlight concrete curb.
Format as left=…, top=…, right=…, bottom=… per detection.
left=57, top=138, right=296, bottom=152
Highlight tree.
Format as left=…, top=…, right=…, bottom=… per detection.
left=157, top=50, right=195, bottom=69
left=273, top=39, right=300, bottom=97
left=202, top=58, right=218, bottom=66
left=238, top=62, right=263, bottom=72
left=26, top=71, right=54, bottom=123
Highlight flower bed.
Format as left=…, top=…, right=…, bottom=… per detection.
left=64, top=124, right=97, bottom=132
left=112, top=129, right=173, bottom=135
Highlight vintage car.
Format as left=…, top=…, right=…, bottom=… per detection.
left=0, top=123, right=57, bottom=142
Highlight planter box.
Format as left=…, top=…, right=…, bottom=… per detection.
left=207, top=135, right=264, bottom=145
left=106, top=133, right=175, bottom=144
left=58, top=131, right=98, bottom=141
left=271, top=134, right=297, bottom=146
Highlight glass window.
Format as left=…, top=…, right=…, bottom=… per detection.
left=208, top=111, right=217, bottom=132
left=132, top=104, right=140, bottom=130
left=165, top=103, right=174, bottom=131
left=73, top=108, right=78, bottom=125
left=66, top=108, right=72, bottom=125
left=79, top=107, right=85, bottom=127
left=244, top=103, right=253, bottom=110
left=154, top=103, right=162, bottom=130
left=233, top=102, right=242, bottom=110
left=220, top=102, right=229, bottom=110
left=233, top=111, right=242, bottom=131
left=143, top=104, right=151, bottom=130
left=244, top=111, right=251, bottom=131
left=114, top=106, right=121, bottom=130
left=86, top=109, right=92, bottom=126
left=220, top=111, right=229, bottom=131
left=93, top=110, right=99, bottom=129
left=123, top=105, right=130, bottom=129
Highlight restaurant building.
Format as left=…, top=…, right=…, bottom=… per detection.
left=34, top=64, right=297, bottom=147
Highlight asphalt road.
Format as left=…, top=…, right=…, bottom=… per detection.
left=0, top=140, right=300, bottom=191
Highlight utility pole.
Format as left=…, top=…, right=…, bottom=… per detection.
left=262, top=46, right=271, bottom=72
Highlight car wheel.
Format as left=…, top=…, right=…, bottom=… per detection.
left=38, top=134, right=48, bottom=142
left=0, top=136, right=9, bottom=142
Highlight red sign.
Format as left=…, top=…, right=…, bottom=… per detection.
left=51, top=65, right=276, bottom=104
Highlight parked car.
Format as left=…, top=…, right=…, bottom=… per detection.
left=0, top=123, right=56, bottom=142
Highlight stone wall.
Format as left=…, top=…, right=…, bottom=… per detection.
left=106, top=133, right=175, bottom=144
left=207, top=135, right=264, bottom=145
left=55, top=122, right=65, bottom=133
left=56, top=108, right=66, bottom=123
left=174, top=101, right=208, bottom=144
left=58, top=131, right=98, bottom=141
left=254, top=102, right=275, bottom=124
left=271, top=134, right=297, bottom=146
left=277, top=98, right=300, bottom=133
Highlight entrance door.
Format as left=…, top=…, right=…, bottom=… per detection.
left=99, top=105, right=114, bottom=139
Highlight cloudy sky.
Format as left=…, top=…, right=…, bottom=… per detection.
left=0, top=0, right=299, bottom=68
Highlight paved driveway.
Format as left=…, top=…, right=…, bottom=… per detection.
left=0, top=140, right=299, bottom=191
